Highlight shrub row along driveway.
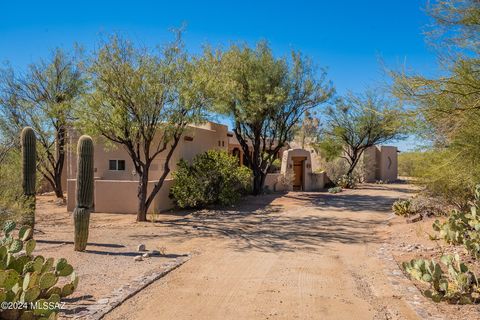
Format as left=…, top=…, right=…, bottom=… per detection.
left=105, top=183, right=420, bottom=320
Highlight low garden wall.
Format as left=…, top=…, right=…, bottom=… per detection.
left=67, top=179, right=174, bottom=214
left=264, top=173, right=286, bottom=192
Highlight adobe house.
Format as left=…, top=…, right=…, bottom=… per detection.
left=66, top=121, right=398, bottom=213
left=66, top=121, right=288, bottom=213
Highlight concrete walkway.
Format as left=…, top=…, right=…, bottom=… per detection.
left=104, top=183, right=420, bottom=320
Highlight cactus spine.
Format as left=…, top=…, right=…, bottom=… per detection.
left=21, top=127, right=36, bottom=234
left=73, top=135, right=94, bottom=252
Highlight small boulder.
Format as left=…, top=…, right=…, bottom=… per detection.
left=134, top=255, right=143, bottom=262
left=137, top=244, right=146, bottom=252
left=151, top=250, right=161, bottom=256
left=406, top=214, right=422, bottom=224
left=142, top=252, right=151, bottom=258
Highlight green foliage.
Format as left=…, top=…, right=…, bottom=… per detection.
left=432, top=186, right=480, bottom=259
left=328, top=187, right=342, bottom=194
left=390, top=1, right=480, bottom=209
left=403, top=254, right=480, bottom=304
left=398, top=151, right=430, bottom=177
left=267, top=158, right=282, bottom=173
left=170, top=150, right=252, bottom=208
left=201, top=41, right=333, bottom=195
left=320, top=91, right=406, bottom=176
left=336, top=174, right=356, bottom=189
left=392, top=199, right=414, bottom=217
left=0, top=49, right=84, bottom=198
left=78, top=33, right=209, bottom=221
left=73, top=136, right=94, bottom=252
left=0, top=149, right=23, bottom=225
left=0, top=221, right=78, bottom=319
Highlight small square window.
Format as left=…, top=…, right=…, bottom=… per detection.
left=109, top=160, right=117, bottom=170
left=109, top=160, right=126, bottom=171
left=118, top=160, right=125, bottom=171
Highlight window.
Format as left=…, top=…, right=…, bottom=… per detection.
left=109, top=160, right=126, bottom=171
left=222, top=141, right=225, bottom=147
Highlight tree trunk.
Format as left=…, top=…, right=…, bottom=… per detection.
left=252, top=170, right=266, bottom=195
left=137, top=173, right=149, bottom=222
left=53, top=174, right=63, bottom=199
left=53, top=125, right=66, bottom=199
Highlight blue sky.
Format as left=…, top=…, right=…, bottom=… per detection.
left=0, top=0, right=438, bottom=151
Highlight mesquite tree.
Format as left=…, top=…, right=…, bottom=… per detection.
left=80, top=35, right=207, bottom=221
left=0, top=49, right=84, bottom=199
left=319, top=92, right=405, bottom=176
left=203, top=42, right=333, bottom=194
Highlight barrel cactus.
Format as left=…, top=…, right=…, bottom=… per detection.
left=73, top=135, right=94, bottom=252
left=20, top=127, right=36, bottom=236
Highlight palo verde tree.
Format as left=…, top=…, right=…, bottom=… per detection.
left=390, top=0, right=480, bottom=205
left=79, top=34, right=208, bottom=221
left=318, top=92, right=405, bottom=176
left=0, top=49, right=84, bottom=199
left=203, top=42, right=333, bottom=195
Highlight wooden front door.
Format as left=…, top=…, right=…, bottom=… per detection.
left=292, top=157, right=306, bottom=191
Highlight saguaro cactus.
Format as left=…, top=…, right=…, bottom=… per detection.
left=73, top=135, right=94, bottom=251
left=21, top=127, right=36, bottom=234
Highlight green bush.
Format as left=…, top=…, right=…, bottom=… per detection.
left=336, top=174, right=356, bottom=189
left=392, top=199, right=414, bottom=217
left=170, top=150, right=252, bottom=208
left=267, top=158, right=281, bottom=173
left=328, top=187, right=342, bottom=194
left=0, top=221, right=79, bottom=319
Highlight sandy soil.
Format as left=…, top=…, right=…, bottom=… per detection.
left=101, top=183, right=424, bottom=320
left=389, top=214, right=480, bottom=320
left=34, top=196, right=189, bottom=317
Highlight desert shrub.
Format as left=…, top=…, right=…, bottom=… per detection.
left=170, top=150, right=252, bottom=208
left=398, top=149, right=478, bottom=209
left=267, top=158, right=282, bottom=173
left=409, top=195, right=450, bottom=217
left=321, top=158, right=349, bottom=184
left=403, top=254, right=480, bottom=304
left=398, top=151, right=430, bottom=177
left=328, top=186, right=342, bottom=194
left=392, top=199, right=414, bottom=216
left=0, top=149, right=24, bottom=225
left=336, top=174, right=356, bottom=189
left=0, top=221, right=79, bottom=319
left=432, top=185, right=480, bottom=259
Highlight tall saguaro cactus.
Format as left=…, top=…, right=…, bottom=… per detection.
left=21, top=127, right=36, bottom=235
left=73, top=135, right=94, bottom=251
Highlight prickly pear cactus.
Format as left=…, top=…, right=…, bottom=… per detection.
left=73, top=135, right=94, bottom=252
left=20, top=127, right=37, bottom=235
left=0, top=220, right=79, bottom=319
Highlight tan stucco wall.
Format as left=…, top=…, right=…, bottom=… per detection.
left=66, top=122, right=229, bottom=182
left=361, top=146, right=398, bottom=182
left=377, top=146, right=398, bottom=182
left=264, top=173, right=286, bottom=192
left=67, top=178, right=174, bottom=214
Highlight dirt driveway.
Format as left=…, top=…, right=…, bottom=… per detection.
left=104, top=183, right=422, bottom=320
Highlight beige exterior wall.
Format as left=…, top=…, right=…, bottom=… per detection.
left=67, top=121, right=229, bottom=213
left=361, top=146, right=398, bottom=182
left=67, top=123, right=229, bottom=183
left=67, top=179, right=175, bottom=214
